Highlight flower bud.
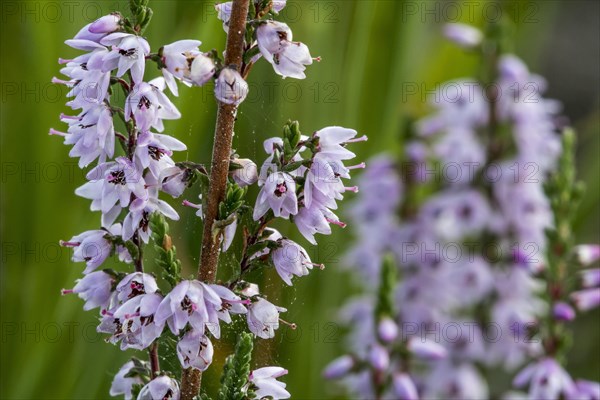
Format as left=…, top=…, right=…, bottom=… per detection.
left=190, top=54, right=215, bottom=86
left=581, top=268, right=600, bottom=288
left=89, top=13, right=122, bottom=34
left=407, top=338, right=447, bottom=360
left=215, top=68, right=248, bottom=105
left=231, top=158, right=258, bottom=187
left=323, top=355, right=354, bottom=380
left=443, top=23, right=483, bottom=48
left=553, top=302, right=575, bottom=321
left=392, top=373, right=419, bottom=400
left=368, top=344, right=389, bottom=371
left=571, top=289, right=600, bottom=311
left=177, top=330, right=214, bottom=371
left=377, top=317, right=398, bottom=343
left=574, top=245, right=600, bottom=266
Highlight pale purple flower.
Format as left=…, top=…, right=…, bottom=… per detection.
left=574, top=245, right=600, bottom=266
left=256, top=21, right=313, bottom=79
left=573, top=380, right=600, bottom=400
left=553, top=302, right=576, bottom=321
left=571, top=289, right=600, bottom=311
left=407, top=338, right=448, bottom=360
left=100, top=33, right=150, bottom=84
left=122, top=174, right=179, bottom=243
left=248, top=367, right=290, bottom=400
left=161, top=41, right=215, bottom=93
left=377, top=317, right=398, bottom=343
left=208, top=284, right=248, bottom=323
left=443, top=23, right=483, bottom=48
left=424, top=362, right=489, bottom=400
left=50, top=102, right=115, bottom=167
left=392, top=373, right=419, bottom=400
left=61, top=224, right=123, bottom=273
left=71, top=23, right=107, bottom=42
left=62, top=270, right=114, bottom=311
left=323, top=355, right=354, bottom=379
left=214, top=68, right=248, bottom=105
left=581, top=268, right=600, bottom=288
left=247, top=298, right=286, bottom=339
left=314, top=126, right=366, bottom=163
left=513, top=358, right=576, bottom=400
left=176, top=329, right=214, bottom=371
left=231, top=158, right=258, bottom=187
left=83, top=157, right=147, bottom=217
left=53, top=63, right=111, bottom=111
left=294, top=195, right=345, bottom=245
left=253, top=171, right=298, bottom=220
left=89, top=13, right=122, bottom=34
left=368, top=344, right=389, bottom=371
left=125, top=79, right=181, bottom=133
left=160, top=166, right=193, bottom=198
left=116, top=272, right=159, bottom=302
left=110, top=360, right=145, bottom=400
left=134, top=131, right=187, bottom=179
left=221, top=215, right=238, bottom=252
left=111, top=293, right=164, bottom=350
left=154, top=280, right=222, bottom=337
left=271, top=239, right=318, bottom=285
left=137, top=376, right=180, bottom=400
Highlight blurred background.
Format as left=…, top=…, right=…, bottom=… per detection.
left=1, top=0, right=598, bottom=398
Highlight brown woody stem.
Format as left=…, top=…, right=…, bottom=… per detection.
left=180, top=0, right=250, bottom=398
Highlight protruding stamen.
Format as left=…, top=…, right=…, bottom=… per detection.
left=124, top=312, right=141, bottom=319
left=345, top=135, right=368, bottom=144
left=101, top=309, right=114, bottom=317
left=61, top=289, right=74, bottom=295
left=58, top=58, right=73, bottom=64
left=313, top=56, right=322, bottom=62
left=51, top=77, right=74, bottom=85
left=182, top=200, right=202, bottom=209
left=60, top=113, right=79, bottom=121
left=345, top=186, right=359, bottom=193
left=306, top=262, right=325, bottom=270
left=279, top=318, right=297, bottom=330
left=327, top=218, right=347, bottom=228
left=347, top=162, right=366, bottom=170
left=49, top=128, right=68, bottom=137
left=226, top=298, right=252, bottom=305
left=60, top=240, right=80, bottom=247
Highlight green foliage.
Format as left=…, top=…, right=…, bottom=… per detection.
left=219, top=181, right=246, bottom=221
left=127, top=0, right=153, bottom=34
left=375, top=255, right=396, bottom=319
left=150, top=212, right=183, bottom=288
left=217, top=333, right=254, bottom=400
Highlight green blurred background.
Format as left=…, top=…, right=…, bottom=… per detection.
left=1, top=0, right=598, bottom=398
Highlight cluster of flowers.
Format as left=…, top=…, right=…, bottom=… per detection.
left=52, top=2, right=365, bottom=399
left=324, top=22, right=600, bottom=400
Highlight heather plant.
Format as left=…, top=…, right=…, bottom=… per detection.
left=51, top=1, right=366, bottom=399
left=324, top=22, right=600, bottom=400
